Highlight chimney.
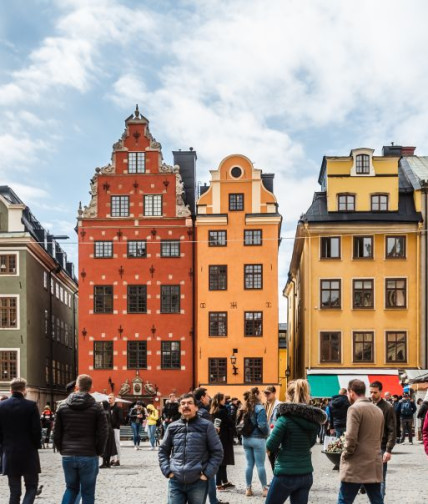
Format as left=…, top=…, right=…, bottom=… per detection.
left=382, top=145, right=416, bottom=157
left=401, top=146, right=416, bottom=157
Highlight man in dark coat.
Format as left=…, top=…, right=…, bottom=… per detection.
left=54, top=374, right=108, bottom=504
left=0, top=377, right=42, bottom=504
left=329, top=388, right=350, bottom=438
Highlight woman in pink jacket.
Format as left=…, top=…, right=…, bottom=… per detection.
left=423, top=412, right=428, bottom=456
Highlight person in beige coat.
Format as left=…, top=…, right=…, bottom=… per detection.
left=337, top=379, right=384, bottom=504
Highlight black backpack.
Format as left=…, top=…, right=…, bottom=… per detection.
left=236, top=411, right=255, bottom=437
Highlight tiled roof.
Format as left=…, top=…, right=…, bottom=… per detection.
left=400, top=156, right=428, bottom=190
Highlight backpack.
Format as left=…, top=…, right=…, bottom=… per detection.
left=236, top=411, right=256, bottom=437
left=401, top=400, right=412, bottom=417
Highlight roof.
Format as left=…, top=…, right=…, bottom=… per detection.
left=400, top=156, right=428, bottom=190
left=0, top=186, right=24, bottom=205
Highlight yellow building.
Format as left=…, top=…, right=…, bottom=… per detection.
left=195, top=154, right=282, bottom=399
left=285, top=147, right=423, bottom=397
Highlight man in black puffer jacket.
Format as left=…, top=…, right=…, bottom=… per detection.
left=329, top=388, right=350, bottom=438
left=54, top=374, right=108, bottom=504
left=159, top=393, right=223, bottom=503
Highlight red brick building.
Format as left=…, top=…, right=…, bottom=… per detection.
left=77, top=107, right=196, bottom=403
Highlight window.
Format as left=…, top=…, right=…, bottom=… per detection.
left=43, top=271, right=48, bottom=289
left=56, top=318, right=60, bottom=342
left=338, top=194, right=355, bottom=211
left=128, top=152, right=145, bottom=173
left=65, top=324, right=69, bottom=347
left=244, top=264, right=263, bottom=289
left=0, top=351, right=18, bottom=380
left=94, top=341, right=113, bottom=369
left=0, top=297, right=17, bottom=328
left=385, top=278, right=407, bottom=308
left=94, top=286, right=113, bottom=313
left=386, top=332, right=407, bottom=363
left=161, top=285, right=180, bottom=313
left=353, top=279, right=374, bottom=308
left=320, top=237, right=340, bottom=259
left=229, top=193, right=244, bottom=211
left=386, top=236, right=406, bottom=259
left=353, top=236, right=373, bottom=259
left=320, top=332, right=341, bottom=362
left=127, top=341, right=147, bottom=369
left=144, top=195, right=162, bottom=216
left=161, top=240, right=180, bottom=257
left=94, top=241, right=113, bottom=258
left=161, top=341, right=181, bottom=369
left=44, top=310, right=48, bottom=336
left=244, top=358, right=263, bottom=383
left=371, top=194, right=388, bottom=211
left=208, top=231, right=227, bottom=247
left=209, top=358, right=227, bottom=383
left=0, top=254, right=16, bottom=274
left=51, top=314, right=55, bottom=340
left=356, top=154, right=370, bottom=174
left=51, top=278, right=54, bottom=295
left=244, top=230, right=262, bottom=246
left=127, top=240, right=146, bottom=258
left=320, top=280, right=341, bottom=309
left=353, top=332, right=374, bottom=362
left=209, top=312, right=227, bottom=336
left=127, top=285, right=147, bottom=313
left=209, top=265, right=227, bottom=290
left=244, top=312, right=263, bottom=336
left=111, top=196, right=129, bottom=217
left=56, top=284, right=60, bottom=299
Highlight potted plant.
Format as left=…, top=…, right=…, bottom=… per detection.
left=321, top=435, right=345, bottom=470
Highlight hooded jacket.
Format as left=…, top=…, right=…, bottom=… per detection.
left=54, top=392, right=108, bottom=457
left=329, top=394, right=350, bottom=429
left=159, top=414, right=223, bottom=484
left=266, top=403, right=327, bottom=475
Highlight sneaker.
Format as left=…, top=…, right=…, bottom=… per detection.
left=222, top=482, right=235, bottom=489
left=134, top=446, right=138, bottom=450
left=245, top=487, right=253, bottom=497
left=409, top=441, right=413, bottom=445
left=262, top=487, right=268, bottom=498
left=217, top=485, right=225, bottom=491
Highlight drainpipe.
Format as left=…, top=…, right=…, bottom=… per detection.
left=425, top=187, right=428, bottom=368
left=191, top=219, right=196, bottom=389
left=48, top=264, right=61, bottom=408
left=72, top=290, right=78, bottom=379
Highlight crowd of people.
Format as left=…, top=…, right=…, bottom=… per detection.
left=0, top=375, right=428, bottom=504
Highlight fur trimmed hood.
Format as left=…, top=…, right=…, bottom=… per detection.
left=277, top=402, right=327, bottom=426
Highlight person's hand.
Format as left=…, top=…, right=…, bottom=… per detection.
left=200, top=474, right=208, bottom=481
left=330, top=429, right=336, bottom=435
left=383, top=452, right=392, bottom=463
left=168, top=473, right=174, bottom=478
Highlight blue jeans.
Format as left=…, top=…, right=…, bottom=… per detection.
left=148, top=425, right=156, bottom=447
left=207, top=476, right=218, bottom=504
left=168, top=478, right=208, bottom=504
left=131, top=422, right=141, bottom=446
left=380, top=451, right=387, bottom=498
left=61, top=456, right=99, bottom=504
left=265, top=473, right=313, bottom=504
left=337, top=482, right=383, bottom=504
left=335, top=427, right=345, bottom=438
left=8, top=473, right=38, bottom=504
left=243, top=436, right=267, bottom=488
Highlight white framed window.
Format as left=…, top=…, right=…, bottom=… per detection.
left=0, top=254, right=18, bottom=275
left=0, top=348, right=20, bottom=381
left=56, top=284, right=60, bottom=299
left=0, top=295, right=19, bottom=330
left=128, top=152, right=145, bottom=173
left=43, top=271, right=48, bottom=289
left=144, top=195, right=162, bottom=216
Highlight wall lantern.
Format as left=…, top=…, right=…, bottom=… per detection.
left=81, top=328, right=87, bottom=339
left=118, top=325, right=124, bottom=338
left=230, top=354, right=238, bottom=376
left=151, top=324, right=156, bottom=335
left=118, top=265, right=124, bottom=278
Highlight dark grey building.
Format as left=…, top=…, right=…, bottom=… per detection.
left=0, top=186, right=78, bottom=408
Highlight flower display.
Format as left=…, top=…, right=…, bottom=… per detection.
left=325, top=434, right=346, bottom=453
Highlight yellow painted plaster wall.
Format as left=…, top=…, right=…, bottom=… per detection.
left=196, top=154, right=281, bottom=400
left=304, top=224, right=419, bottom=369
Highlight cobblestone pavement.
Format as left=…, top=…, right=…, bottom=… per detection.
left=0, top=441, right=425, bottom=503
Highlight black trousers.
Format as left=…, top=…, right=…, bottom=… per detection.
left=268, top=450, right=278, bottom=471
left=216, top=465, right=228, bottom=486
left=8, top=473, right=38, bottom=504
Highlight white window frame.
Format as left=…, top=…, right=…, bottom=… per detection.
left=0, top=295, right=20, bottom=330
left=350, top=148, right=375, bottom=177
left=0, top=348, right=20, bottom=381
left=0, top=252, right=19, bottom=276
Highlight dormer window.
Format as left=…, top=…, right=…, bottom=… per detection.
left=356, top=154, right=370, bottom=174
left=338, top=193, right=355, bottom=212
left=128, top=152, right=145, bottom=174
left=371, top=194, right=388, bottom=211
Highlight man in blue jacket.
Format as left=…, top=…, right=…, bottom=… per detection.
left=159, top=392, right=224, bottom=503
left=0, top=377, right=42, bottom=504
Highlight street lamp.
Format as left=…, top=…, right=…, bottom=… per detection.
left=230, top=354, right=238, bottom=376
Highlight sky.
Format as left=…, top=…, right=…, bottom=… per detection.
left=2, top=0, right=428, bottom=319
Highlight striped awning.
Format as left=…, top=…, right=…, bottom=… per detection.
left=307, top=369, right=402, bottom=398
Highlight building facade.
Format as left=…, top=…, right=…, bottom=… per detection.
left=0, top=187, right=78, bottom=407
left=77, top=107, right=196, bottom=403
left=195, top=154, right=282, bottom=398
left=285, top=147, right=422, bottom=397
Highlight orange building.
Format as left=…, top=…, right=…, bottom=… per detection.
left=77, top=107, right=196, bottom=403
left=195, top=155, right=282, bottom=398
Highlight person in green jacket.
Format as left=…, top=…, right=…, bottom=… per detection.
left=265, top=379, right=327, bottom=504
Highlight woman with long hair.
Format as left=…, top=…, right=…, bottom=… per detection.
left=265, top=379, right=327, bottom=504
left=146, top=404, right=159, bottom=450
left=237, top=387, right=269, bottom=497
left=210, top=393, right=235, bottom=490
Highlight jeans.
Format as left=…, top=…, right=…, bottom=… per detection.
left=335, top=427, right=345, bottom=438
left=168, top=478, right=208, bottom=504
left=8, top=473, right=38, bottom=504
left=208, top=476, right=218, bottom=504
left=337, top=482, right=383, bottom=504
left=243, top=436, right=267, bottom=488
left=265, top=473, right=313, bottom=504
left=61, top=456, right=99, bottom=504
left=400, top=418, right=413, bottom=443
left=148, top=425, right=156, bottom=447
left=131, top=422, right=141, bottom=446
